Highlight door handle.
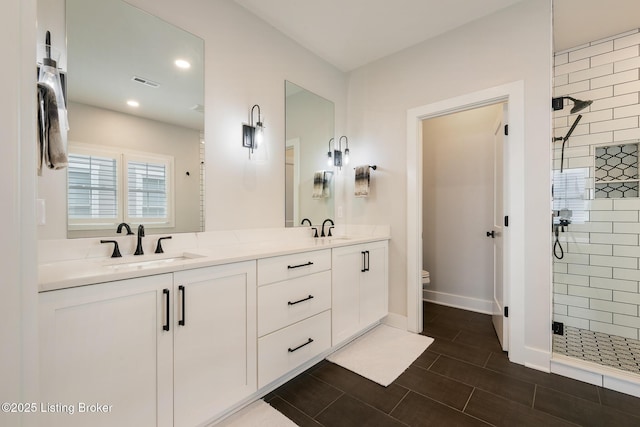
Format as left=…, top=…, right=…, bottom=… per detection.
left=486, top=230, right=496, bottom=238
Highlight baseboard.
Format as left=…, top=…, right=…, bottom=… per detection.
left=523, top=346, right=551, bottom=373
left=382, top=312, right=408, bottom=330
left=423, top=290, right=493, bottom=314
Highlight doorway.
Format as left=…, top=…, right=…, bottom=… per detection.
left=422, top=103, right=508, bottom=349
left=406, top=81, right=526, bottom=364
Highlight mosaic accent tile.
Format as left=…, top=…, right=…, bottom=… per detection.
left=595, top=144, right=638, bottom=182
left=553, top=326, right=640, bottom=374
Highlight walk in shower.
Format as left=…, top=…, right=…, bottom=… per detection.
left=552, top=29, right=640, bottom=377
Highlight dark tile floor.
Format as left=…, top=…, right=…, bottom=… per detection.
left=264, top=302, right=640, bottom=426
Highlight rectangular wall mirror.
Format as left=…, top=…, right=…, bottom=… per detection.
left=65, top=0, right=204, bottom=238
left=285, top=81, right=335, bottom=227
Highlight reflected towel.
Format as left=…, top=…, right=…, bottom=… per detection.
left=312, top=171, right=331, bottom=199
left=355, top=165, right=370, bottom=197
left=37, top=82, right=67, bottom=175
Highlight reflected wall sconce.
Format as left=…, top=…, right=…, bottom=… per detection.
left=242, top=104, right=264, bottom=154
left=327, top=136, right=350, bottom=169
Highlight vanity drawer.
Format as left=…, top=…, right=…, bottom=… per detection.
left=258, top=310, right=331, bottom=388
left=258, top=270, right=331, bottom=337
left=257, top=249, right=331, bottom=286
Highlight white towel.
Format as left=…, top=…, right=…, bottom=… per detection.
left=355, top=165, right=370, bottom=197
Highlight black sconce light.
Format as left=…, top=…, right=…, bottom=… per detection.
left=242, top=104, right=264, bottom=155
left=327, top=136, right=350, bottom=169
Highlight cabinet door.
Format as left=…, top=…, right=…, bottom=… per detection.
left=331, top=246, right=362, bottom=346
left=173, top=261, right=257, bottom=426
left=359, top=241, right=389, bottom=327
left=39, top=275, right=173, bottom=427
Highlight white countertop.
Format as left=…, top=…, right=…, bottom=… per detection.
left=38, top=226, right=390, bottom=292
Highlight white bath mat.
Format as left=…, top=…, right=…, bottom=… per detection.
left=214, top=400, right=296, bottom=427
left=327, top=324, right=434, bottom=387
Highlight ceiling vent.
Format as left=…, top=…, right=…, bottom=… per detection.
left=132, top=76, right=160, bottom=88
left=190, top=104, right=205, bottom=113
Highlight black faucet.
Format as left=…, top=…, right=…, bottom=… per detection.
left=301, top=218, right=312, bottom=226
left=321, top=219, right=334, bottom=237
left=116, top=222, right=134, bottom=235
left=155, top=236, right=172, bottom=254
left=134, top=224, right=145, bottom=255
left=100, top=240, right=122, bottom=258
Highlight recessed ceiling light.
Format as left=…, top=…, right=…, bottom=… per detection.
left=127, top=100, right=139, bottom=107
left=175, top=59, right=191, bottom=69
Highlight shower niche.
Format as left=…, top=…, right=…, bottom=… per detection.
left=594, top=142, right=639, bottom=199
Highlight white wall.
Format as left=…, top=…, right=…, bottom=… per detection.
left=345, top=0, right=553, bottom=359
left=422, top=104, right=502, bottom=310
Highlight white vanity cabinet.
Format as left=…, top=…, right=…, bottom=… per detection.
left=332, top=240, right=389, bottom=346
left=172, top=261, right=257, bottom=426
left=256, top=249, right=332, bottom=388
left=39, top=274, right=174, bottom=427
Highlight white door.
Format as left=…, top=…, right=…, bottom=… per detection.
left=491, top=106, right=508, bottom=351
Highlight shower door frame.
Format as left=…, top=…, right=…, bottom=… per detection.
left=406, top=81, right=527, bottom=365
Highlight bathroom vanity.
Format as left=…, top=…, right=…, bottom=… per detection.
left=38, top=227, right=389, bottom=426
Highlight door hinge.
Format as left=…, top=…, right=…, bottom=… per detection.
left=504, top=306, right=509, bottom=318
left=504, top=124, right=509, bottom=136
left=504, top=215, right=509, bottom=227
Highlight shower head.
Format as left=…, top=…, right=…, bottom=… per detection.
left=552, top=96, right=593, bottom=114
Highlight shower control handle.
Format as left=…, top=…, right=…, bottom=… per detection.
left=486, top=230, right=495, bottom=238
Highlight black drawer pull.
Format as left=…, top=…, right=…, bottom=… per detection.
left=287, top=261, right=314, bottom=269
left=178, top=285, right=186, bottom=326
left=288, top=295, right=314, bottom=306
left=288, top=338, right=314, bottom=353
left=163, top=289, right=170, bottom=331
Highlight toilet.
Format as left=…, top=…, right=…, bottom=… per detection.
left=422, top=270, right=430, bottom=286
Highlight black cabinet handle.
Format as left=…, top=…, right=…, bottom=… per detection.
left=288, top=338, right=314, bottom=353
left=287, top=261, right=314, bottom=269
left=163, top=289, right=170, bottom=331
left=288, top=295, right=314, bottom=306
left=361, top=251, right=370, bottom=272
left=178, top=285, right=186, bottom=326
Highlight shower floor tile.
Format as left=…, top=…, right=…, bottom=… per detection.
left=554, top=326, right=640, bottom=374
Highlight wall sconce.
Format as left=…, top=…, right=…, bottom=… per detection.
left=327, top=136, right=350, bottom=169
left=242, top=104, right=264, bottom=154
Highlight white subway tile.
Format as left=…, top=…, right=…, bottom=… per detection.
left=585, top=199, right=613, bottom=210
left=559, top=232, right=589, bottom=244
left=570, top=222, right=612, bottom=233
left=591, top=276, right=638, bottom=292
left=613, top=223, right=640, bottom=234
left=568, top=263, right=612, bottom=278
left=568, top=306, right=613, bottom=323
left=554, top=116, right=568, bottom=128
left=554, top=53, right=569, bottom=66
left=554, top=81, right=591, bottom=97
left=590, top=210, right=639, bottom=222
left=615, top=32, right=640, bottom=50
left=590, top=299, right=638, bottom=316
left=567, top=156, right=593, bottom=169
left=569, top=63, right=613, bottom=84
left=591, top=70, right=640, bottom=90
left=569, top=41, right=613, bottom=62
left=555, top=58, right=590, bottom=77
left=571, top=86, right=614, bottom=103
left=614, top=268, right=640, bottom=282
left=591, top=233, right=638, bottom=246
left=614, top=103, right=640, bottom=119
left=614, top=127, right=640, bottom=141
left=614, top=80, right=640, bottom=96
left=559, top=253, right=590, bottom=265
left=554, top=314, right=590, bottom=329
left=566, top=132, right=613, bottom=147
left=555, top=293, right=590, bottom=308
left=591, top=93, right=639, bottom=111
left=568, top=285, right=613, bottom=300
left=554, top=303, right=568, bottom=315
left=554, top=263, right=568, bottom=274
left=614, top=245, right=640, bottom=258
left=554, top=283, right=568, bottom=294
left=613, top=290, right=640, bottom=305
left=594, top=46, right=640, bottom=68
left=578, top=109, right=613, bottom=124
left=614, top=198, right=640, bottom=210
left=554, top=272, right=590, bottom=286
left=615, top=54, right=640, bottom=73
left=554, top=123, right=589, bottom=138
left=554, top=74, right=569, bottom=86
left=613, top=313, right=640, bottom=329
left=591, top=117, right=639, bottom=133
left=590, top=321, right=638, bottom=339
left=568, top=243, right=612, bottom=256
left=590, top=254, right=638, bottom=269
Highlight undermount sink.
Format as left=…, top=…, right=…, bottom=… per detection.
left=104, top=252, right=205, bottom=270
